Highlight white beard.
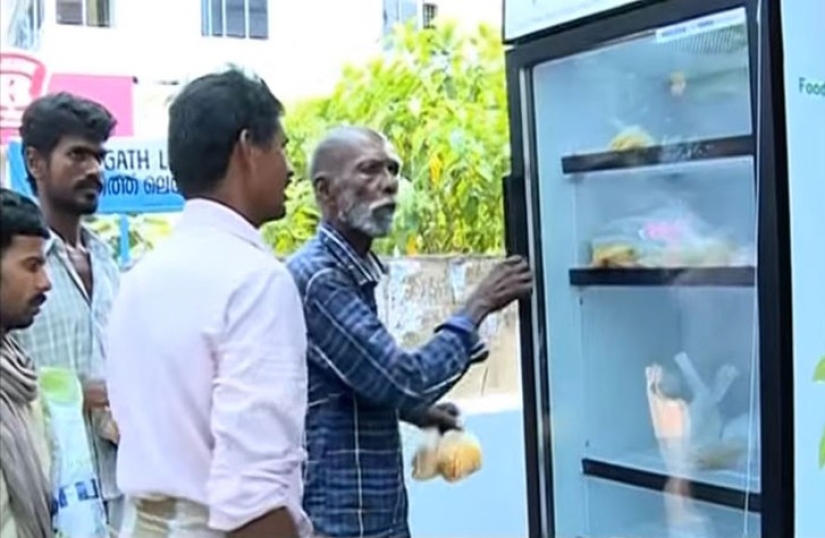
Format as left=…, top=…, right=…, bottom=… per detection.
left=340, top=199, right=396, bottom=238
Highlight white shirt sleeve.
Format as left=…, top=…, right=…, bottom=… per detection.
left=206, top=264, right=308, bottom=532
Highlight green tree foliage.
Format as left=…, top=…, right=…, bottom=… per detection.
left=86, top=214, right=173, bottom=261
left=262, top=20, right=509, bottom=255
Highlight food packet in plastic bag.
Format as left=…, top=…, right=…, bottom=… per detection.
left=436, top=430, right=483, bottom=482
left=590, top=203, right=736, bottom=268
left=39, top=367, right=109, bottom=538
left=411, top=428, right=442, bottom=481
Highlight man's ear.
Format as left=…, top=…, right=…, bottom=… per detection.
left=24, top=146, right=45, bottom=183
left=314, top=175, right=332, bottom=204
left=236, top=129, right=256, bottom=170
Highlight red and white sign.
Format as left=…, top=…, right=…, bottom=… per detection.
left=0, top=51, right=50, bottom=133
left=0, top=49, right=135, bottom=144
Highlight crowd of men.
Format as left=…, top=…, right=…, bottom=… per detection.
left=0, top=67, right=532, bottom=538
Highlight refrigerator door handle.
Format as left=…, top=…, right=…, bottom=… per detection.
left=502, top=173, right=529, bottom=259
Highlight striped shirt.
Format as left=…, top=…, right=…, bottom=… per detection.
left=10, top=226, right=120, bottom=501
left=287, top=223, right=487, bottom=538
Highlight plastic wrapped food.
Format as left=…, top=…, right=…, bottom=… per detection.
left=608, top=126, right=655, bottom=151
left=647, top=352, right=746, bottom=472
left=589, top=203, right=739, bottom=268
left=692, top=439, right=747, bottom=470
left=411, top=428, right=441, bottom=481
left=436, top=430, right=483, bottom=482
left=591, top=243, right=639, bottom=268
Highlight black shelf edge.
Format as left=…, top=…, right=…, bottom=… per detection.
left=561, top=135, right=754, bottom=174
left=569, top=266, right=755, bottom=287
left=582, top=458, right=761, bottom=513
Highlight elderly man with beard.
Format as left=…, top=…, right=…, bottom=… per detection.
left=287, top=126, right=533, bottom=538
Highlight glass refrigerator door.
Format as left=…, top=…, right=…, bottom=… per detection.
left=531, top=7, right=761, bottom=538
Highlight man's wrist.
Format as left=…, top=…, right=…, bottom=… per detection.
left=438, top=314, right=489, bottom=364
left=443, top=313, right=477, bottom=335
left=457, top=301, right=488, bottom=327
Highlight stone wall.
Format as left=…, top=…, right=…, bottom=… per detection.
left=375, top=256, right=522, bottom=401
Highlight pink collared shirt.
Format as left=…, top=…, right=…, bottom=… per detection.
left=106, top=199, right=311, bottom=535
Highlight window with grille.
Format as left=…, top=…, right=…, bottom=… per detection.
left=382, top=0, right=439, bottom=38
left=10, top=0, right=45, bottom=48
left=422, top=2, right=437, bottom=28
left=56, top=0, right=111, bottom=27
left=201, top=0, right=269, bottom=40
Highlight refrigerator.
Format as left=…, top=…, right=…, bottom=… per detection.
left=500, top=0, right=798, bottom=537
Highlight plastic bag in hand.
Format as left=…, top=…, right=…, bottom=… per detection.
left=39, top=367, right=109, bottom=538
left=411, top=428, right=442, bottom=481
left=436, top=430, right=483, bottom=482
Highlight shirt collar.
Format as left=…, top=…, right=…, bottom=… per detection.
left=318, top=221, right=386, bottom=287
left=177, top=198, right=270, bottom=253
left=45, top=225, right=112, bottom=259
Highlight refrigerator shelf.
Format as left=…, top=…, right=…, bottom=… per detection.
left=577, top=518, right=758, bottom=538
left=569, top=266, right=755, bottom=287
left=582, top=456, right=761, bottom=512
left=561, top=135, right=753, bottom=174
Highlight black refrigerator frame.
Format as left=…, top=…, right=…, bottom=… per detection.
left=501, top=0, right=795, bottom=536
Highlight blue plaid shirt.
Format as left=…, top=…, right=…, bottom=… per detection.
left=287, top=223, right=487, bottom=538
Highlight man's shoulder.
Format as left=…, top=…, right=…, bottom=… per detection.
left=132, top=231, right=285, bottom=286
left=286, top=237, right=335, bottom=287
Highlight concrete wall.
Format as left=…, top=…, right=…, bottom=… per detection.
left=376, top=256, right=522, bottom=402
left=377, top=256, right=528, bottom=538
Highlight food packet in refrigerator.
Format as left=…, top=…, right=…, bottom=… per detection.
left=608, top=125, right=655, bottom=151
left=590, top=202, right=736, bottom=268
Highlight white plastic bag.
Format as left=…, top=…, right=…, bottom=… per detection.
left=411, top=428, right=441, bottom=481
left=590, top=202, right=737, bottom=268
left=39, top=367, right=108, bottom=538
left=411, top=428, right=483, bottom=483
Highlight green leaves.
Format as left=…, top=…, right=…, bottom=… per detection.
left=817, top=355, right=825, bottom=468
left=263, top=20, right=509, bottom=256
left=86, top=214, right=172, bottom=258
left=815, top=355, right=825, bottom=383
left=820, top=425, right=825, bottom=469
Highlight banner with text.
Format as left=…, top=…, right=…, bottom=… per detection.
left=7, top=137, right=183, bottom=214
left=781, top=0, right=825, bottom=534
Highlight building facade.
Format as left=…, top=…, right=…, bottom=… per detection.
left=2, top=0, right=501, bottom=134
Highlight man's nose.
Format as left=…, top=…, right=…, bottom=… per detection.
left=38, top=270, right=52, bottom=293
left=383, top=174, right=399, bottom=197
left=85, top=156, right=103, bottom=178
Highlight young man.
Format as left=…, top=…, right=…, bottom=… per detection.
left=10, top=92, right=123, bottom=528
left=0, top=188, right=54, bottom=538
left=287, top=126, right=534, bottom=538
left=106, top=68, right=311, bottom=538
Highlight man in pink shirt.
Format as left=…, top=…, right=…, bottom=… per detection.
left=106, top=67, right=310, bottom=538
